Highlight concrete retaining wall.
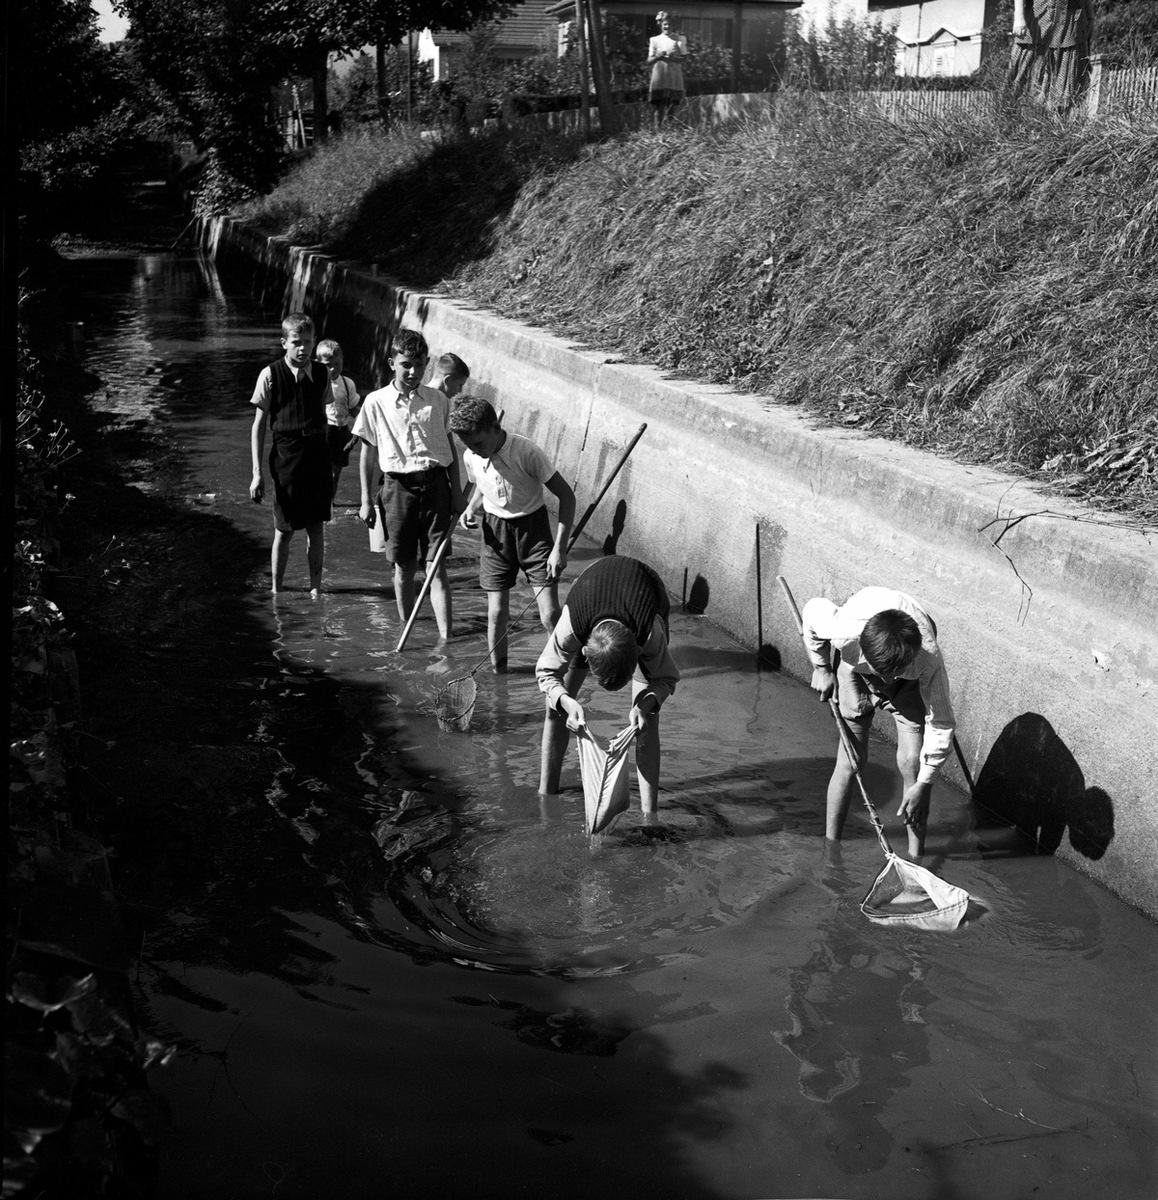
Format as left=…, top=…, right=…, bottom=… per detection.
left=206, top=216, right=1158, bottom=920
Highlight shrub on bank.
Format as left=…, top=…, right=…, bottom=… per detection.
left=240, top=103, right=1157, bottom=520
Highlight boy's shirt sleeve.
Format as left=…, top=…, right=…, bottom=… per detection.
left=913, top=653, right=955, bottom=782
left=536, top=608, right=582, bottom=710
left=637, top=618, right=680, bottom=709
left=250, top=365, right=274, bottom=411
left=461, top=449, right=480, bottom=488
left=525, top=439, right=557, bottom=482
left=351, top=394, right=376, bottom=445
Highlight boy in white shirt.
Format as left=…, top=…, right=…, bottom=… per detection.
left=800, top=586, right=957, bottom=856
left=315, top=339, right=361, bottom=500
left=353, top=329, right=464, bottom=637
left=449, top=398, right=575, bottom=671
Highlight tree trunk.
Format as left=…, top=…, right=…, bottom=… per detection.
left=585, top=0, right=619, bottom=133
left=574, top=0, right=591, bottom=135
left=312, top=43, right=329, bottom=144
left=376, top=43, right=388, bottom=123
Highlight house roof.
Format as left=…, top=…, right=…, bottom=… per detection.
left=544, top=0, right=801, bottom=14
left=427, top=0, right=557, bottom=51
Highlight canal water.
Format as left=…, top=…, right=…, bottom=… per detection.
left=65, top=249, right=1156, bottom=1200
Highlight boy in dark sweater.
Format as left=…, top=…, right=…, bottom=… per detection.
left=249, top=312, right=333, bottom=596
left=536, top=555, right=680, bottom=822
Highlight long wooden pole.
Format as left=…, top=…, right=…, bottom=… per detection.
left=574, top=0, right=591, bottom=136
left=567, top=423, right=646, bottom=551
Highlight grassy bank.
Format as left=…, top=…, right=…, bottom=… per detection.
left=241, top=102, right=1157, bottom=521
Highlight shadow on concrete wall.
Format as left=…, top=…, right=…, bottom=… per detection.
left=602, top=498, right=627, bottom=555
left=971, top=712, right=1115, bottom=860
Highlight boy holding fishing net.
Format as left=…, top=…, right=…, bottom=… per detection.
left=800, top=586, right=957, bottom=856
left=449, top=398, right=576, bottom=671
left=536, top=555, right=680, bottom=824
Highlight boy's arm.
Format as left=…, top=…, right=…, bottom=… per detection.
left=543, top=471, right=576, bottom=581
left=358, top=441, right=376, bottom=525
left=250, top=408, right=268, bottom=502
left=458, top=484, right=482, bottom=529
left=446, top=423, right=465, bottom=513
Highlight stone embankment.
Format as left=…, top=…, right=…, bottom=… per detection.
left=205, top=216, right=1158, bottom=920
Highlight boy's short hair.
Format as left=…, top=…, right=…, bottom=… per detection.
left=389, top=327, right=429, bottom=361
left=282, top=312, right=314, bottom=339
left=435, top=352, right=469, bottom=380
left=860, top=609, right=922, bottom=674
left=448, top=396, right=500, bottom=436
left=584, top=620, right=639, bottom=691
left=315, top=338, right=341, bottom=358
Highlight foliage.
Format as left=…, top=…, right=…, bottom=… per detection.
left=1095, top=0, right=1158, bottom=66
left=781, top=3, right=898, bottom=90
left=13, top=2, right=155, bottom=227
left=9, top=297, right=175, bottom=1198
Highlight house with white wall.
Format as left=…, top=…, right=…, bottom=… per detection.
left=869, top=0, right=1000, bottom=76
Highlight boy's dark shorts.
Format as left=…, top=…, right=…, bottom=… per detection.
left=480, top=507, right=553, bottom=590
left=835, top=657, right=924, bottom=730
left=327, top=424, right=354, bottom=468
left=379, top=467, right=453, bottom=565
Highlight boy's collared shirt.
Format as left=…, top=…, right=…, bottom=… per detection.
left=325, top=375, right=359, bottom=427
left=802, top=586, right=955, bottom=782
left=462, top=434, right=556, bottom=519
left=352, top=382, right=453, bottom=472
left=250, top=360, right=331, bottom=411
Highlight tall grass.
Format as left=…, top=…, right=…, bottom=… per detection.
left=241, top=104, right=1157, bottom=519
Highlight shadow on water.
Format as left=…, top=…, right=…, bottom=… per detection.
left=970, top=712, right=1115, bottom=860
left=60, top=250, right=745, bottom=1200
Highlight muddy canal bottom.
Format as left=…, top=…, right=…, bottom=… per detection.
left=67, top=252, right=1156, bottom=1200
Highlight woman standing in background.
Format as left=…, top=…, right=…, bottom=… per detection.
left=647, top=11, right=688, bottom=119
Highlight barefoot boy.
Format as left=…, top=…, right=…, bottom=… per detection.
left=800, top=586, right=956, bottom=856
left=449, top=398, right=576, bottom=671
left=536, top=555, right=679, bottom=822
left=353, top=328, right=464, bottom=637
left=315, top=338, right=361, bottom=500
left=249, top=312, right=333, bottom=596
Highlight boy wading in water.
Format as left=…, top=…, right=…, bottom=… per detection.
left=800, top=586, right=957, bottom=856
left=315, top=338, right=361, bottom=501
left=536, top=555, right=680, bottom=823
left=249, top=313, right=333, bottom=597
left=353, top=328, right=464, bottom=637
left=449, top=398, right=576, bottom=671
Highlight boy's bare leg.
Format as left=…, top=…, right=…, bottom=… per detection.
left=895, top=723, right=927, bottom=857
left=305, top=521, right=324, bottom=596
left=392, top=561, right=416, bottom=623
left=535, top=581, right=561, bottom=631
left=429, top=562, right=452, bottom=640
left=632, top=678, right=661, bottom=822
left=331, top=468, right=343, bottom=501
left=825, top=717, right=871, bottom=841
left=539, top=663, right=586, bottom=794
left=487, top=590, right=510, bottom=671
left=271, top=529, right=293, bottom=593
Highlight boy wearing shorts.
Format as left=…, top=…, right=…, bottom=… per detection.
left=249, top=312, right=332, bottom=596
left=800, top=586, right=957, bottom=856
left=315, top=338, right=361, bottom=500
left=353, top=329, right=464, bottom=637
left=449, top=398, right=575, bottom=671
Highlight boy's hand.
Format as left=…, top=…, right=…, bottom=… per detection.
left=546, top=547, right=567, bottom=581
left=897, top=780, right=931, bottom=829
left=627, top=694, right=657, bottom=736
left=250, top=472, right=264, bottom=503
left=559, top=695, right=587, bottom=734
left=810, top=666, right=835, bottom=702
left=458, top=507, right=478, bottom=531
left=359, top=501, right=375, bottom=527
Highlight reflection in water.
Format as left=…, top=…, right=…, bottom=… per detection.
left=67, top=249, right=1158, bottom=1200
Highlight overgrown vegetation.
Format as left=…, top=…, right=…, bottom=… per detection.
left=10, top=289, right=174, bottom=1198
left=241, top=97, right=1156, bottom=520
